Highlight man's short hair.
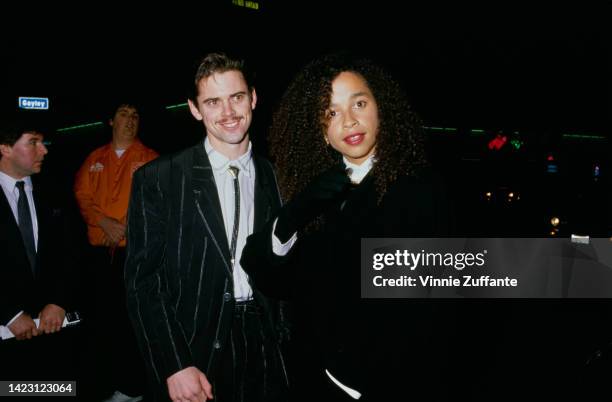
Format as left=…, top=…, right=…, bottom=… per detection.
left=0, top=123, right=25, bottom=148
left=0, top=115, right=45, bottom=159
left=107, top=100, right=142, bottom=121
left=188, top=53, right=253, bottom=102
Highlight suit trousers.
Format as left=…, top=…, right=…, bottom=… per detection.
left=213, top=299, right=288, bottom=402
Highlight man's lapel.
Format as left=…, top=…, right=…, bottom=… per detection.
left=0, top=188, right=25, bottom=249
left=0, top=187, right=18, bottom=229
left=253, top=155, right=274, bottom=233
left=191, top=143, right=232, bottom=275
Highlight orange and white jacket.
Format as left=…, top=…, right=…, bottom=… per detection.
left=74, top=140, right=158, bottom=247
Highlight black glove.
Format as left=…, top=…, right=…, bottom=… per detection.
left=275, top=165, right=351, bottom=242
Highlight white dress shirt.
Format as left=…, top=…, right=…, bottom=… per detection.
left=204, top=137, right=256, bottom=301
left=343, top=155, right=374, bottom=185
left=0, top=170, right=39, bottom=326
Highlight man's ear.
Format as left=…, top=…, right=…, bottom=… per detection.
left=0, top=144, right=11, bottom=158
left=250, top=88, right=257, bottom=110
left=188, top=99, right=203, bottom=121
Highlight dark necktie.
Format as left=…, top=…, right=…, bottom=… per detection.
left=228, top=166, right=240, bottom=267
left=16, top=181, right=37, bottom=272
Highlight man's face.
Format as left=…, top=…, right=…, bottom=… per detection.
left=324, top=71, right=379, bottom=165
left=188, top=70, right=257, bottom=150
left=110, top=105, right=140, bottom=142
left=0, top=132, right=48, bottom=178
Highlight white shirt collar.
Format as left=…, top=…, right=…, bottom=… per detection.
left=204, top=137, right=253, bottom=177
left=343, top=155, right=375, bottom=184
left=0, top=170, right=33, bottom=192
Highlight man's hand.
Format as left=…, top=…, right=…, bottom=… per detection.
left=38, top=304, right=65, bottom=334
left=7, top=313, right=38, bottom=340
left=167, top=366, right=213, bottom=402
left=98, top=216, right=126, bottom=245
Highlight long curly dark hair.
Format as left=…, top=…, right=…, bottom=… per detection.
left=270, top=53, right=427, bottom=203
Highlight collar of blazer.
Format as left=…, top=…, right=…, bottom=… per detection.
left=191, top=143, right=233, bottom=276
left=0, top=180, right=41, bottom=275
left=0, top=177, right=50, bottom=240
left=190, top=142, right=278, bottom=275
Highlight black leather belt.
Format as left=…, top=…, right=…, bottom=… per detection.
left=234, top=299, right=259, bottom=313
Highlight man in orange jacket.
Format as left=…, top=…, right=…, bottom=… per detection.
left=74, top=102, right=158, bottom=402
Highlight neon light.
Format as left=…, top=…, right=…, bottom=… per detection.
left=469, top=129, right=485, bottom=136
left=232, top=0, right=259, bottom=9
left=424, top=126, right=457, bottom=133
left=57, top=122, right=104, bottom=132
left=562, top=134, right=605, bottom=140
left=165, top=103, right=188, bottom=110
left=488, top=135, right=507, bottom=150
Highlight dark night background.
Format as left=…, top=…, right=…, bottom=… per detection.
left=1, top=2, right=611, bottom=400
left=2, top=2, right=608, bottom=237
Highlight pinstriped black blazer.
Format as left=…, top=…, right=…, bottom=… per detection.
left=125, top=140, right=288, bottom=391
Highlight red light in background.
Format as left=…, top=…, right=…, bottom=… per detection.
left=488, top=134, right=507, bottom=150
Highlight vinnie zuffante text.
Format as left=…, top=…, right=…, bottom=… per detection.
left=371, top=250, right=518, bottom=288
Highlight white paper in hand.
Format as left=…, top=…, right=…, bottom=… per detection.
left=0, top=312, right=81, bottom=340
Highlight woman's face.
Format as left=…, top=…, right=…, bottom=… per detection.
left=323, top=71, right=379, bottom=165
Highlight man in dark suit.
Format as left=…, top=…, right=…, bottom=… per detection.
left=125, top=53, right=289, bottom=402
left=0, top=119, right=77, bottom=381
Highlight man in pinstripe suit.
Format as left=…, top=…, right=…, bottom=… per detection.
left=125, top=53, right=289, bottom=402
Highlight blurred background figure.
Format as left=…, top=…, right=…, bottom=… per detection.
left=74, top=102, right=158, bottom=402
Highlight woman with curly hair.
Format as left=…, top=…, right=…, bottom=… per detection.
left=270, top=54, right=427, bottom=211
left=242, top=53, right=451, bottom=401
